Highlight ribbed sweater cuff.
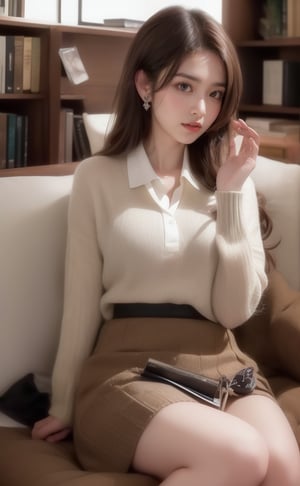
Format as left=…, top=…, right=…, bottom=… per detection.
left=216, top=191, right=244, bottom=242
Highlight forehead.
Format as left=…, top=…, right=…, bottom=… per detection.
left=177, top=49, right=226, bottom=82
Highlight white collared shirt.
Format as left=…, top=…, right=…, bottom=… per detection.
left=127, top=144, right=203, bottom=252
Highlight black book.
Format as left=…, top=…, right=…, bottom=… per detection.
left=73, top=114, right=92, bottom=160
left=5, top=35, right=14, bottom=94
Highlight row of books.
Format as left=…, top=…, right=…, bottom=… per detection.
left=0, top=35, right=41, bottom=94
left=0, top=112, right=28, bottom=169
left=59, top=109, right=91, bottom=163
left=0, top=0, right=23, bottom=17
left=259, top=0, right=300, bottom=38
left=262, top=60, right=300, bottom=107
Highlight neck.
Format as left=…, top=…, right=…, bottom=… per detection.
left=144, top=139, right=185, bottom=176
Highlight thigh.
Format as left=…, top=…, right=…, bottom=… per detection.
left=227, top=395, right=300, bottom=483
left=132, top=401, right=267, bottom=482
left=227, top=394, right=298, bottom=453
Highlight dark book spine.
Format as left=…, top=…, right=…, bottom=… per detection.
left=15, top=114, right=23, bottom=167
left=5, top=35, right=14, bottom=94
left=283, top=61, right=300, bottom=107
left=6, top=113, right=17, bottom=168
left=73, top=114, right=92, bottom=160
left=0, top=113, right=7, bottom=169
left=22, top=115, right=28, bottom=166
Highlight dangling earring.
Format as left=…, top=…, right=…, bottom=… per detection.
left=143, top=96, right=151, bottom=111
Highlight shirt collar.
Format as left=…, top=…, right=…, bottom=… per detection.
left=127, top=143, right=201, bottom=190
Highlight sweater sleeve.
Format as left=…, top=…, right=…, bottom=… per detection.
left=49, top=162, right=103, bottom=425
left=212, top=177, right=267, bottom=329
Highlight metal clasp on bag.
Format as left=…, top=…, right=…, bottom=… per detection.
left=219, top=376, right=230, bottom=410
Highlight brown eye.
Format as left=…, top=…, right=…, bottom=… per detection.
left=178, top=82, right=192, bottom=92
left=211, top=90, right=225, bottom=100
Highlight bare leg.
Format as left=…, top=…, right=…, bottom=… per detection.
left=227, top=394, right=300, bottom=486
left=132, top=401, right=268, bottom=485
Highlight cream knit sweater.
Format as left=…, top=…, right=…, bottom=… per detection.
left=49, top=147, right=267, bottom=424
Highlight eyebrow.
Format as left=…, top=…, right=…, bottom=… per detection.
left=175, top=72, right=226, bottom=88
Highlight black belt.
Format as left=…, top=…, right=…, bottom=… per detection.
left=113, top=303, right=204, bottom=319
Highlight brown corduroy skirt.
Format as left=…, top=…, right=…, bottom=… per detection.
left=73, top=317, right=273, bottom=474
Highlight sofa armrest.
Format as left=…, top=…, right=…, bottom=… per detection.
left=234, top=268, right=300, bottom=381
left=270, top=271, right=300, bottom=382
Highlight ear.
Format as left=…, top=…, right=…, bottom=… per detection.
left=135, top=70, right=152, bottom=101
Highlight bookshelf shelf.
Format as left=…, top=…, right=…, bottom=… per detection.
left=237, top=38, right=300, bottom=48
left=60, top=94, right=86, bottom=101
left=240, top=104, right=300, bottom=116
left=0, top=94, right=44, bottom=100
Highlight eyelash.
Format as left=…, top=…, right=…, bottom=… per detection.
left=176, top=83, right=225, bottom=100
left=211, top=90, right=225, bottom=100
left=177, top=82, right=192, bottom=92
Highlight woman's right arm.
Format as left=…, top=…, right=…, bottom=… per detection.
left=32, top=159, right=104, bottom=439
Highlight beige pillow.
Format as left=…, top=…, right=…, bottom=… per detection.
left=82, top=113, right=112, bottom=155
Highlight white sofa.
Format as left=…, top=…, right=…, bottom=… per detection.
left=0, top=118, right=299, bottom=484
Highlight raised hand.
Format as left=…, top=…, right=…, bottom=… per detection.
left=216, top=118, right=259, bottom=192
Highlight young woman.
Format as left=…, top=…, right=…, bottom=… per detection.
left=32, top=6, right=300, bottom=485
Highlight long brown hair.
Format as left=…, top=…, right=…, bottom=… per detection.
left=102, top=6, right=241, bottom=184
left=101, top=6, right=274, bottom=268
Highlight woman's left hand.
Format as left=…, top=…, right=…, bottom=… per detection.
left=216, top=119, right=259, bottom=192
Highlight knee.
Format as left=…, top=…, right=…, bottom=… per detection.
left=268, top=447, right=300, bottom=486
left=225, top=428, right=268, bottom=485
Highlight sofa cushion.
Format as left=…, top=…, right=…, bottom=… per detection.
left=0, top=175, right=73, bottom=408
left=251, top=156, right=300, bottom=290
left=0, top=427, right=158, bottom=486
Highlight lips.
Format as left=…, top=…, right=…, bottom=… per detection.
left=182, top=122, right=202, bottom=132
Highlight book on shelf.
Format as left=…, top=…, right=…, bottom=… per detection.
left=13, top=35, right=24, bottom=93
left=73, top=114, right=91, bottom=161
left=30, top=37, right=41, bottom=93
left=14, top=114, right=28, bottom=167
left=0, top=113, right=7, bottom=169
left=103, top=18, right=143, bottom=28
left=0, top=36, right=6, bottom=94
left=286, top=0, right=300, bottom=36
left=262, top=60, right=300, bottom=106
left=58, top=108, right=75, bottom=163
left=6, top=113, right=17, bottom=169
left=64, top=109, right=74, bottom=163
left=0, top=35, right=41, bottom=94
left=5, top=35, right=14, bottom=94
left=259, top=0, right=300, bottom=38
left=22, top=36, right=32, bottom=92
left=58, top=46, right=89, bottom=85
left=0, top=112, right=28, bottom=169
left=59, top=110, right=92, bottom=163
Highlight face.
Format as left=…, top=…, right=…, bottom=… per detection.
left=150, top=49, right=226, bottom=146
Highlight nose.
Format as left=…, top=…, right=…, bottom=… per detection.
left=191, top=98, right=206, bottom=117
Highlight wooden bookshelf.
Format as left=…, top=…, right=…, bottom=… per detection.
left=0, top=17, right=135, bottom=169
left=222, top=0, right=300, bottom=163
left=1, top=2, right=299, bottom=170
